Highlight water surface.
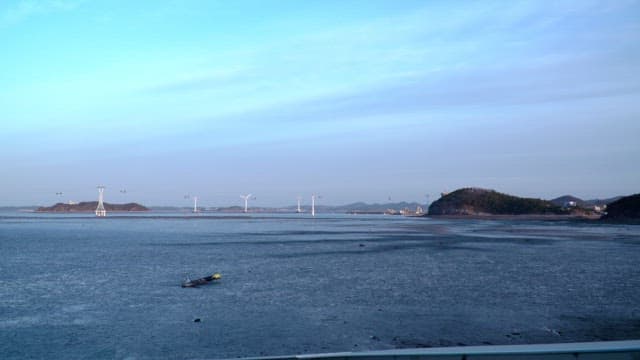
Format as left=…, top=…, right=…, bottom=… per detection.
left=1, top=212, right=639, bottom=359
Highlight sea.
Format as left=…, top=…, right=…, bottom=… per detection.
left=1, top=212, right=639, bottom=359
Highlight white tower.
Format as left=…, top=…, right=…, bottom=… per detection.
left=296, top=196, right=302, bottom=213
left=96, top=186, right=106, bottom=217
left=240, top=194, right=253, bottom=213
left=193, top=196, right=198, bottom=213
left=311, top=194, right=316, bottom=217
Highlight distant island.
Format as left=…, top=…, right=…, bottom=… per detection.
left=427, top=188, right=584, bottom=217
left=426, top=188, right=640, bottom=222
left=549, top=194, right=621, bottom=209
left=36, top=202, right=149, bottom=213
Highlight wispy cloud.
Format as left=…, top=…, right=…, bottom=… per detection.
left=186, top=44, right=640, bottom=129
left=139, top=0, right=640, bottom=111
left=0, top=0, right=81, bottom=28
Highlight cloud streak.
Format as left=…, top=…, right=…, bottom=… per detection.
left=187, top=48, right=640, bottom=133
left=138, top=0, right=640, bottom=119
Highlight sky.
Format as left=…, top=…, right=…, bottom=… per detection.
left=1, top=0, right=639, bottom=207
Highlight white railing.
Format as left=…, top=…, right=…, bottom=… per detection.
left=230, top=340, right=640, bottom=360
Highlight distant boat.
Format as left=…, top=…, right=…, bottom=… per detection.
left=181, top=273, right=221, bottom=288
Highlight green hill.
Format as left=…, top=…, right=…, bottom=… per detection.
left=428, top=188, right=565, bottom=216
left=602, top=194, right=640, bottom=222
left=550, top=195, right=585, bottom=207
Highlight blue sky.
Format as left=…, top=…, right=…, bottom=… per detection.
left=1, top=0, right=639, bottom=206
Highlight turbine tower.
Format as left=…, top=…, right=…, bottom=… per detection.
left=95, top=186, right=106, bottom=217
left=193, top=196, right=198, bottom=213
left=240, top=194, right=253, bottom=213
left=311, top=194, right=318, bottom=217
left=296, top=196, right=302, bottom=213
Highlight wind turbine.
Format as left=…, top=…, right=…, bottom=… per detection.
left=183, top=194, right=198, bottom=213
left=296, top=196, right=303, bottom=213
left=311, top=194, right=322, bottom=217
left=240, top=194, right=254, bottom=213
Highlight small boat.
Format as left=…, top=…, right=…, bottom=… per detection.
left=182, top=273, right=222, bottom=288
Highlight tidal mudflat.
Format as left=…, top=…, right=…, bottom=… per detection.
left=1, top=213, right=639, bottom=359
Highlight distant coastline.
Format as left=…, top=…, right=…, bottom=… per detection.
left=7, top=189, right=640, bottom=223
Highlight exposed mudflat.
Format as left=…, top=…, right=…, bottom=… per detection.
left=1, top=213, right=639, bottom=359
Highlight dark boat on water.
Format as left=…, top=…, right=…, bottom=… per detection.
left=182, top=273, right=221, bottom=288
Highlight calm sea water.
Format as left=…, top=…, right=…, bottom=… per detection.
left=1, top=212, right=639, bottom=359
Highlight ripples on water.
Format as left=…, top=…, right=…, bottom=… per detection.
left=1, top=213, right=639, bottom=359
